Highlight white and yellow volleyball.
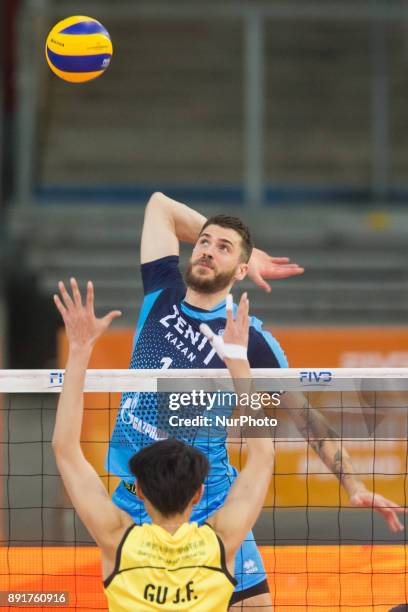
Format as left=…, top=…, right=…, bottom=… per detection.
left=45, top=16, right=113, bottom=83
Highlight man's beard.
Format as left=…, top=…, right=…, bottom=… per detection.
left=185, top=260, right=236, bottom=294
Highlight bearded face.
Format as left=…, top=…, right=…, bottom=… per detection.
left=185, top=225, right=248, bottom=295
left=185, top=256, right=237, bottom=294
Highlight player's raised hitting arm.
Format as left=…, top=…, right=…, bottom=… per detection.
left=200, top=293, right=275, bottom=565
left=141, top=192, right=206, bottom=262
left=141, top=191, right=304, bottom=290
left=52, top=279, right=132, bottom=562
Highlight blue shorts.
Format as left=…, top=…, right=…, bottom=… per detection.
left=112, top=480, right=267, bottom=593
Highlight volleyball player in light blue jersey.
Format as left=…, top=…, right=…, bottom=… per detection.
left=104, top=193, right=404, bottom=609
left=105, top=192, right=304, bottom=609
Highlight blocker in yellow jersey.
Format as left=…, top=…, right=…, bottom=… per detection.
left=52, top=281, right=275, bottom=609
left=104, top=523, right=236, bottom=611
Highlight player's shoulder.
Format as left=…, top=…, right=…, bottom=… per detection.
left=141, top=255, right=186, bottom=296
left=247, top=314, right=288, bottom=368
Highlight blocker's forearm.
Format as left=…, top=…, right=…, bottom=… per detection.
left=52, top=346, right=91, bottom=455
left=226, top=358, right=275, bottom=464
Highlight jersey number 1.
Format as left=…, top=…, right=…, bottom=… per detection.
left=160, top=357, right=173, bottom=369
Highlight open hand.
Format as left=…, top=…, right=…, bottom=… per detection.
left=248, top=248, right=304, bottom=293
left=200, top=293, right=249, bottom=362
left=54, top=278, right=122, bottom=351
left=349, top=488, right=406, bottom=533
left=223, top=292, right=249, bottom=349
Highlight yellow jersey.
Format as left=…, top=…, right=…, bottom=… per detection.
left=104, top=522, right=236, bottom=611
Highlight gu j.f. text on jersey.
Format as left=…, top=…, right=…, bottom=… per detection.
left=105, top=256, right=288, bottom=492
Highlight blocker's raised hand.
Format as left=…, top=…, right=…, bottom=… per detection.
left=223, top=292, right=249, bottom=349
left=54, top=278, right=122, bottom=350
left=200, top=293, right=249, bottom=362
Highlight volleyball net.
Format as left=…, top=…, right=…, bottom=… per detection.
left=1, top=368, right=408, bottom=610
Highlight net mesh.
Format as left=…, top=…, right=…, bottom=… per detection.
left=1, top=369, right=408, bottom=610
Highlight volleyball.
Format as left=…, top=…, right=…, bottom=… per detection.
left=45, top=16, right=113, bottom=83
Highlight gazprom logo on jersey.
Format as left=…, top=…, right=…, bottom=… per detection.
left=120, top=394, right=165, bottom=441
left=299, top=371, right=333, bottom=386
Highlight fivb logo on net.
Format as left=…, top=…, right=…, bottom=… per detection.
left=49, top=371, right=65, bottom=386
left=299, top=370, right=333, bottom=386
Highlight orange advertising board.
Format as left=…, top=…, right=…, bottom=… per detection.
left=58, top=326, right=408, bottom=507
left=271, top=326, right=408, bottom=367
left=2, top=545, right=408, bottom=609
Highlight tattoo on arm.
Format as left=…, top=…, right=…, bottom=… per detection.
left=295, top=404, right=355, bottom=484
left=332, top=449, right=354, bottom=485
left=297, top=404, right=338, bottom=445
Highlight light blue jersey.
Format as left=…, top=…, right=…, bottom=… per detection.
left=106, top=255, right=288, bottom=592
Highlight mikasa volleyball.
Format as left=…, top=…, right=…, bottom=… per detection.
left=45, top=16, right=113, bottom=83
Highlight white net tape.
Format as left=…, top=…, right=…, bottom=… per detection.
left=1, top=367, right=408, bottom=392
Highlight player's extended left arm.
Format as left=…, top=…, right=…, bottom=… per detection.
left=283, top=392, right=405, bottom=532
left=52, top=279, right=127, bottom=546
left=52, top=342, right=90, bottom=459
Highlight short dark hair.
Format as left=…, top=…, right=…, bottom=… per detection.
left=200, top=215, right=253, bottom=263
left=129, top=439, right=209, bottom=517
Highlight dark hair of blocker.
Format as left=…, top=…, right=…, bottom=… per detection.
left=129, top=438, right=210, bottom=517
